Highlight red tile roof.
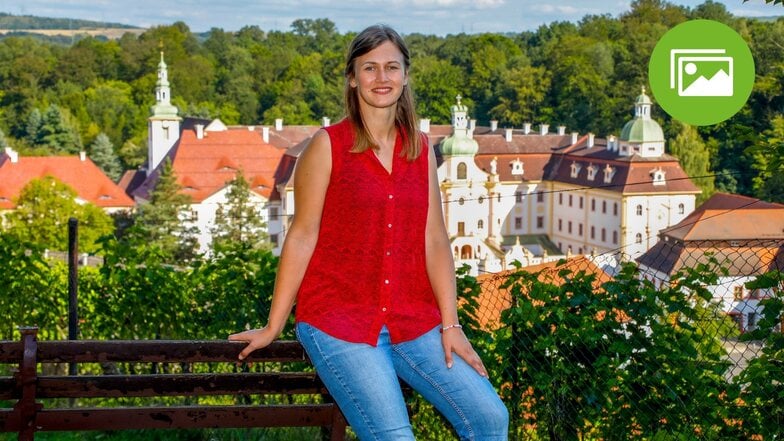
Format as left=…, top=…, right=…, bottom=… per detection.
left=637, top=193, right=784, bottom=275
left=544, top=138, right=701, bottom=195
left=473, top=257, right=614, bottom=330
left=660, top=192, right=784, bottom=241
left=0, top=152, right=134, bottom=209
left=134, top=127, right=287, bottom=202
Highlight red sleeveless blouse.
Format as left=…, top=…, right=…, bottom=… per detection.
left=295, top=119, right=441, bottom=345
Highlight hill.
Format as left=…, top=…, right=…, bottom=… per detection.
left=0, top=12, right=139, bottom=30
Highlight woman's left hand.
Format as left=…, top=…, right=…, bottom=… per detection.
left=441, top=328, right=488, bottom=378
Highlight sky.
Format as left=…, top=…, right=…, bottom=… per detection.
left=0, top=0, right=779, bottom=35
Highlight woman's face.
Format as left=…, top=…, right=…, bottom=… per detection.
left=350, top=40, right=408, bottom=111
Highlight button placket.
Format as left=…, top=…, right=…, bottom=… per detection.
left=380, top=181, right=395, bottom=316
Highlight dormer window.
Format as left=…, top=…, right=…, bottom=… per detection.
left=510, top=158, right=524, bottom=176
left=651, top=168, right=666, bottom=185
left=570, top=162, right=582, bottom=179
left=603, top=165, right=615, bottom=184
left=587, top=165, right=597, bottom=181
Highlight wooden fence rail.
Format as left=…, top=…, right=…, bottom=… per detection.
left=0, top=327, right=348, bottom=440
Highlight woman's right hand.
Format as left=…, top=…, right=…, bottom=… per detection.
left=228, top=326, right=278, bottom=361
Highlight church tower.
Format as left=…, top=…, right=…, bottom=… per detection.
left=147, top=51, right=181, bottom=175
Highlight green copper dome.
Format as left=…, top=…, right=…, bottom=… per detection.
left=619, top=88, right=664, bottom=143
left=440, top=133, right=479, bottom=156
left=441, top=94, right=478, bottom=156
left=620, top=118, right=664, bottom=143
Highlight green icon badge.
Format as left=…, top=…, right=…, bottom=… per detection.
left=648, top=19, right=755, bottom=126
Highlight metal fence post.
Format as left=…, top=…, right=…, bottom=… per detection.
left=67, top=218, right=78, bottom=377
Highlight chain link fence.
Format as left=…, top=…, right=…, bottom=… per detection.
left=455, top=238, right=783, bottom=441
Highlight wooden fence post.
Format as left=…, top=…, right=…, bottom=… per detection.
left=15, top=326, right=40, bottom=441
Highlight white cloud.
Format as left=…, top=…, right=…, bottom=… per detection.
left=409, top=0, right=504, bottom=8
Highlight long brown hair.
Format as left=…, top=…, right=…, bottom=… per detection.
left=344, top=24, right=422, bottom=161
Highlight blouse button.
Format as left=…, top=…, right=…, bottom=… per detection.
left=382, top=307, right=387, bottom=312
left=384, top=279, right=390, bottom=285
left=387, top=223, right=392, bottom=228
left=388, top=194, right=394, bottom=199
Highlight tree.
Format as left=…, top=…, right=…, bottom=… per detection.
left=129, top=159, right=199, bottom=263
left=37, top=104, right=83, bottom=153
left=25, top=108, right=42, bottom=146
left=5, top=176, right=114, bottom=254
left=747, top=115, right=784, bottom=203
left=0, top=231, right=61, bottom=340
left=744, top=0, right=784, bottom=5
left=411, top=56, right=464, bottom=124
left=495, top=260, right=736, bottom=440
left=210, top=170, right=268, bottom=253
left=490, top=63, right=551, bottom=126
left=669, top=122, right=715, bottom=204
left=84, top=80, right=140, bottom=149
left=90, top=132, right=122, bottom=182
left=0, top=128, right=9, bottom=148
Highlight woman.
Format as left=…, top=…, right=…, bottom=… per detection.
left=229, top=24, right=508, bottom=440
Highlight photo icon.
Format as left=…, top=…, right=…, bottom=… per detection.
left=670, top=49, right=733, bottom=97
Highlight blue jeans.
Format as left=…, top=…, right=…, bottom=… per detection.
left=296, top=322, right=509, bottom=440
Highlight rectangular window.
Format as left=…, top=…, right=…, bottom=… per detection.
left=748, top=313, right=757, bottom=329
left=591, top=226, right=595, bottom=239
left=591, top=199, right=596, bottom=212
left=579, top=196, right=583, bottom=209
left=515, top=191, right=523, bottom=203
left=733, top=286, right=744, bottom=300
left=458, top=222, right=465, bottom=236
left=568, top=194, right=573, bottom=207
left=559, top=193, right=563, bottom=205
left=515, top=217, right=522, bottom=229
left=270, top=206, right=279, bottom=218
left=578, top=223, right=583, bottom=236
left=537, top=192, right=544, bottom=203
left=270, top=234, right=279, bottom=246
left=613, top=202, right=618, bottom=216
left=602, top=200, right=607, bottom=214
left=568, top=221, right=572, bottom=234
left=558, top=219, right=562, bottom=231
left=536, top=216, right=544, bottom=229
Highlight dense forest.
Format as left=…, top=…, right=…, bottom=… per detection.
left=0, top=0, right=782, bottom=201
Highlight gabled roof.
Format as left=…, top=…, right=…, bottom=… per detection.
left=134, top=126, right=287, bottom=202
left=637, top=239, right=783, bottom=276
left=661, top=192, right=784, bottom=241
left=637, top=193, right=784, bottom=275
left=0, top=152, right=134, bottom=209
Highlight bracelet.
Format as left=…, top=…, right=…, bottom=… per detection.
left=439, top=324, right=463, bottom=334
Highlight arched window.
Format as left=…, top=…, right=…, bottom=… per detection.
left=636, top=205, right=643, bottom=216
left=478, top=220, right=484, bottom=229
left=635, top=233, right=643, bottom=244
left=457, top=162, right=467, bottom=180
left=678, top=203, right=685, bottom=214
left=460, top=245, right=473, bottom=259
